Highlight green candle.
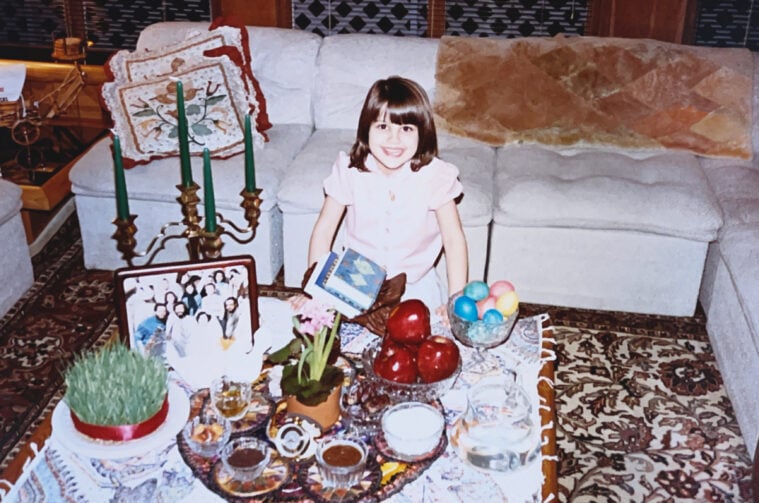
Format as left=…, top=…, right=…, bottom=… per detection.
left=244, top=114, right=256, bottom=192
left=112, top=134, right=130, bottom=220
left=176, top=80, right=193, bottom=187
left=203, top=148, right=217, bottom=233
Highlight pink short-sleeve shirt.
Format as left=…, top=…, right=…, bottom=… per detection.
left=323, top=151, right=463, bottom=284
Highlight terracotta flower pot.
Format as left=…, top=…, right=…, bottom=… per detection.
left=285, top=386, right=341, bottom=431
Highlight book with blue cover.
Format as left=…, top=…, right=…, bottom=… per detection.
left=326, top=248, right=385, bottom=308
left=304, top=248, right=386, bottom=318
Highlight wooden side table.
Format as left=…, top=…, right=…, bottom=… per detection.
left=2, top=130, right=105, bottom=244
left=0, top=58, right=108, bottom=243
left=18, top=160, right=75, bottom=244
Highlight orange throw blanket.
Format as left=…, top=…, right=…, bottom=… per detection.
left=433, top=35, right=753, bottom=159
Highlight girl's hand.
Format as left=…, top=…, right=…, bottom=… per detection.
left=288, top=294, right=309, bottom=311
left=435, top=304, right=450, bottom=328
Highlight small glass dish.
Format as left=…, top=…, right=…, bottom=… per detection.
left=447, top=291, right=519, bottom=350
left=182, top=412, right=231, bottom=458
left=211, top=376, right=252, bottom=421
left=381, top=402, right=445, bottom=460
left=221, top=437, right=271, bottom=482
left=315, top=435, right=368, bottom=489
left=340, top=376, right=392, bottom=435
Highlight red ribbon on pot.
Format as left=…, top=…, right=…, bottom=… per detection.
left=70, top=395, right=169, bottom=441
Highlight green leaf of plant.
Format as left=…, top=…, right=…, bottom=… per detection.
left=186, top=104, right=202, bottom=116
left=279, top=363, right=341, bottom=406
left=267, top=339, right=302, bottom=364
left=320, top=365, right=344, bottom=390
left=132, top=109, right=156, bottom=117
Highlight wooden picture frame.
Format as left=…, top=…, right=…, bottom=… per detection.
left=114, top=255, right=260, bottom=364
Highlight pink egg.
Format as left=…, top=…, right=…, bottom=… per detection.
left=489, top=280, right=515, bottom=298
left=476, top=295, right=497, bottom=319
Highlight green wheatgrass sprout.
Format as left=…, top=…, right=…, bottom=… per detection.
left=63, top=343, right=168, bottom=426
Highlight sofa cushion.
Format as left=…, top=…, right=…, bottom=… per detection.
left=0, top=179, right=32, bottom=318
left=107, top=23, right=270, bottom=135
left=434, top=35, right=753, bottom=160
left=0, top=179, right=22, bottom=225
left=719, top=226, right=759, bottom=345
left=313, top=34, right=439, bottom=130
left=493, top=145, right=723, bottom=241
left=102, top=55, right=259, bottom=165
left=136, top=22, right=322, bottom=126
left=277, top=129, right=494, bottom=226
left=70, top=123, right=313, bottom=213
left=702, top=164, right=759, bottom=232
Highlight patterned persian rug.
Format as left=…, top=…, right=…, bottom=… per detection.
left=0, top=214, right=753, bottom=500
left=546, top=318, right=753, bottom=501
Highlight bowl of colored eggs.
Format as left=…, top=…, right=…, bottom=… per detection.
left=447, top=280, right=519, bottom=349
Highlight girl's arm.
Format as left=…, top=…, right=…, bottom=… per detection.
left=436, top=200, right=469, bottom=295
left=307, top=195, right=346, bottom=266
left=290, top=196, right=346, bottom=310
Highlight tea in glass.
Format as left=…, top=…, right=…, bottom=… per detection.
left=211, top=376, right=252, bottom=421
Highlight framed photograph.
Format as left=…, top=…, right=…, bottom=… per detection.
left=114, top=256, right=260, bottom=368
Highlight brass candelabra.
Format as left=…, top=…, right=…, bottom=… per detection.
left=111, top=184, right=262, bottom=267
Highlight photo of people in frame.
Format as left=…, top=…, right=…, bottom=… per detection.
left=115, top=257, right=260, bottom=388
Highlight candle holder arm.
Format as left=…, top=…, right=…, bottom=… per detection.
left=214, top=188, right=263, bottom=245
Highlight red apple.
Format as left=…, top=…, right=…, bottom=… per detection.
left=416, top=336, right=460, bottom=383
left=386, top=299, right=431, bottom=346
left=373, top=340, right=418, bottom=384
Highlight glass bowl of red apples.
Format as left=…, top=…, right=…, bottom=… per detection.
left=362, top=299, right=462, bottom=404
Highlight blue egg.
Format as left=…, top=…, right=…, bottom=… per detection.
left=463, top=280, right=490, bottom=302
left=483, top=308, right=504, bottom=324
left=454, top=295, right=479, bottom=321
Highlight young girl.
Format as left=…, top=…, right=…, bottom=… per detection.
left=307, top=76, right=468, bottom=316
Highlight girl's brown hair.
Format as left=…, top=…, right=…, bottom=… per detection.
left=349, top=76, right=438, bottom=172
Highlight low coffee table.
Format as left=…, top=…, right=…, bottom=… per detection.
left=1, top=314, right=558, bottom=502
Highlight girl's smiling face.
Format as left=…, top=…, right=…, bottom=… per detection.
left=368, top=107, right=419, bottom=174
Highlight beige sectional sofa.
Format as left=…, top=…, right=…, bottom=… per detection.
left=67, top=22, right=759, bottom=456
left=0, top=179, right=34, bottom=318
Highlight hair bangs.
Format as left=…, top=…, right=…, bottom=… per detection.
left=383, top=104, right=426, bottom=128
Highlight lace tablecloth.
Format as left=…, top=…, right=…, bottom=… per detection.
left=2, top=311, right=556, bottom=502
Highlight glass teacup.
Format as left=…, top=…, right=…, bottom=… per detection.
left=315, top=435, right=368, bottom=488
left=210, top=376, right=252, bottom=421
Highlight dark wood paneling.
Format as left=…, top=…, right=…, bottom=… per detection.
left=210, top=0, right=292, bottom=28
left=587, top=0, right=697, bottom=44
left=428, top=0, right=446, bottom=38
